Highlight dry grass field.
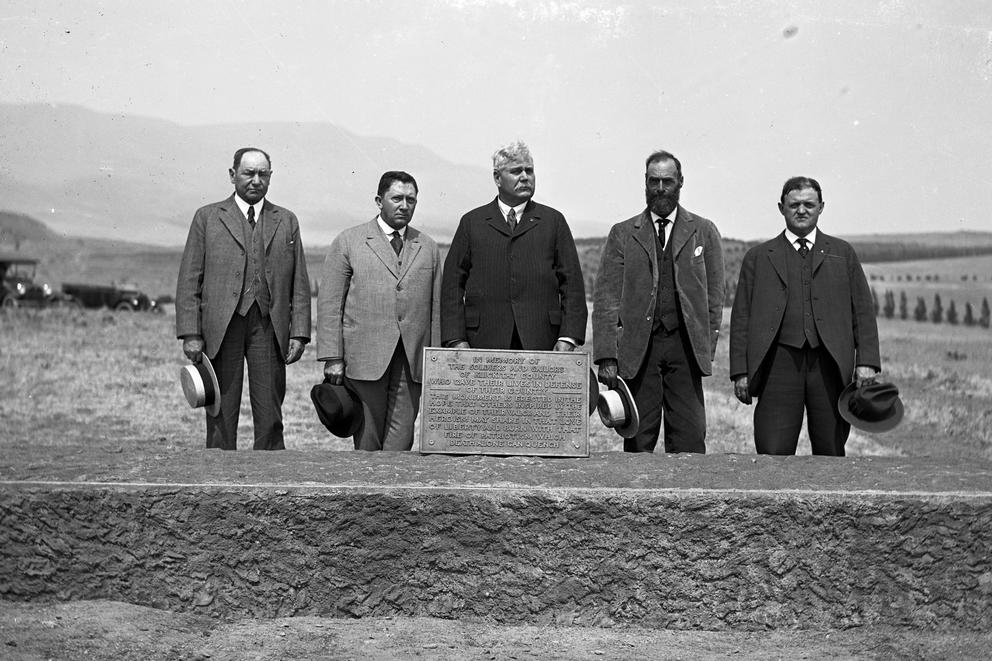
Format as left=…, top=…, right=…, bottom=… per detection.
left=2, top=298, right=989, bottom=461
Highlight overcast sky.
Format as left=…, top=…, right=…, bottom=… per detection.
left=2, top=0, right=990, bottom=240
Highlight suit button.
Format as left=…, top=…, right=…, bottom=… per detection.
left=646, top=316, right=651, bottom=321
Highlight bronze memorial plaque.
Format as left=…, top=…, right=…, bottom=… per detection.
left=419, top=348, right=590, bottom=457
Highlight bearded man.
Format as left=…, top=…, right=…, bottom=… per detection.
left=592, top=150, right=725, bottom=453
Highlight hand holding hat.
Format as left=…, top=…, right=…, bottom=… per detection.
left=838, top=380, right=904, bottom=433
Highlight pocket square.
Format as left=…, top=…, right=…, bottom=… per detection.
left=693, top=246, right=703, bottom=257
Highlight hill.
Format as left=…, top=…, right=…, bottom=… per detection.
left=0, top=103, right=496, bottom=247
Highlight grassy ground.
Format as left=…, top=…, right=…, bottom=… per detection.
left=2, top=302, right=989, bottom=460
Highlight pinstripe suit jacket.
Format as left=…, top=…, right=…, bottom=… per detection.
left=175, top=195, right=311, bottom=358
left=315, top=219, right=442, bottom=382
left=440, top=198, right=587, bottom=350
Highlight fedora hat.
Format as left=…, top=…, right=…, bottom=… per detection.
left=597, top=376, right=640, bottom=438
left=180, top=355, right=221, bottom=417
left=838, top=380, right=904, bottom=433
left=310, top=379, right=363, bottom=438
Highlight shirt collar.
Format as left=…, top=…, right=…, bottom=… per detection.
left=497, top=197, right=528, bottom=220
left=376, top=215, right=405, bottom=238
left=233, top=194, right=264, bottom=221
left=649, top=209, right=677, bottom=226
left=785, top=227, right=818, bottom=248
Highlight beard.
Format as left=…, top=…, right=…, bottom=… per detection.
left=646, top=186, right=680, bottom=219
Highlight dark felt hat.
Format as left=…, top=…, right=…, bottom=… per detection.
left=597, top=377, right=640, bottom=439
left=310, top=379, right=363, bottom=438
left=180, top=355, right=221, bottom=417
left=838, top=381, right=905, bottom=433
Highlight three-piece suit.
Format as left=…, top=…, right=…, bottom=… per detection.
left=593, top=206, right=724, bottom=452
left=729, top=231, right=880, bottom=454
left=176, top=195, right=311, bottom=449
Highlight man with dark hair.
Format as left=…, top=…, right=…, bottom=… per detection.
left=441, top=140, right=587, bottom=351
left=176, top=147, right=311, bottom=450
left=316, top=171, right=442, bottom=450
left=593, top=150, right=725, bottom=453
left=730, top=176, right=880, bottom=455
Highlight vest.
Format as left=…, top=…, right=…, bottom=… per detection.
left=237, top=210, right=271, bottom=317
left=653, top=225, right=680, bottom=332
left=778, top=242, right=820, bottom=349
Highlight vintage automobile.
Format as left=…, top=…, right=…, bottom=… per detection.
left=0, top=253, right=61, bottom=308
left=61, top=281, right=158, bottom=312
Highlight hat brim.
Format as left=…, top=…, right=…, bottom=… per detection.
left=613, top=377, right=640, bottom=438
left=201, top=355, right=221, bottom=417
left=310, top=380, right=363, bottom=438
left=837, top=382, right=904, bottom=433
left=180, top=355, right=221, bottom=417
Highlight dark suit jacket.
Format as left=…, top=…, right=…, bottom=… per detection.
left=176, top=195, right=311, bottom=359
left=440, top=198, right=587, bottom=350
left=729, top=231, right=879, bottom=396
left=592, top=206, right=725, bottom=377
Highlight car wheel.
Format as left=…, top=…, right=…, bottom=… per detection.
left=1, top=296, right=18, bottom=309
left=114, top=302, right=134, bottom=312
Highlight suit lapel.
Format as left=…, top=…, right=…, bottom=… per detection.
left=484, top=199, right=512, bottom=237
left=397, top=227, right=423, bottom=282
left=365, top=218, right=400, bottom=279
left=811, top=233, right=828, bottom=275
left=669, top=206, right=695, bottom=258
left=766, top=233, right=789, bottom=285
left=632, top=210, right=657, bottom=274
left=218, top=196, right=246, bottom=249
left=261, top=201, right=282, bottom=251
left=512, top=200, right=541, bottom=239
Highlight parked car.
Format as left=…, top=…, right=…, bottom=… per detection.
left=61, top=281, right=158, bottom=312
left=0, top=253, right=61, bottom=308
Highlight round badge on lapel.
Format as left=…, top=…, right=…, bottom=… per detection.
left=180, top=355, right=221, bottom=417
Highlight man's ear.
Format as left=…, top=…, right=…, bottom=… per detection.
left=229, top=168, right=236, bottom=184
left=374, top=195, right=383, bottom=210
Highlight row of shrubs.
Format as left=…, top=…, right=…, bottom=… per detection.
left=873, top=289, right=992, bottom=328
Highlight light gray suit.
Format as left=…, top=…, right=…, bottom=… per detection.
left=316, top=218, right=442, bottom=449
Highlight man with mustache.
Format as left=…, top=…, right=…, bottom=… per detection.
left=176, top=147, right=311, bottom=450
left=592, top=150, right=725, bottom=452
left=317, top=171, right=442, bottom=450
left=729, top=177, right=879, bottom=455
left=441, top=140, right=586, bottom=351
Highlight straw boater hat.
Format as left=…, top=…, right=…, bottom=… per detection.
left=837, top=380, right=904, bottom=433
left=597, top=376, right=640, bottom=438
left=310, top=379, right=363, bottom=438
left=180, top=355, right=221, bottom=417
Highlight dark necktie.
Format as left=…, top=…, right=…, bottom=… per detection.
left=390, top=230, right=403, bottom=255
left=507, top=208, right=517, bottom=231
left=657, top=218, right=669, bottom=250
left=797, top=237, right=810, bottom=258
left=247, top=205, right=256, bottom=228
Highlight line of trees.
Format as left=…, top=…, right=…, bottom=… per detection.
left=874, top=289, right=991, bottom=328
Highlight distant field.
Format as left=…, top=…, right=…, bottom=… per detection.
left=864, top=254, right=992, bottom=310
left=2, top=303, right=989, bottom=461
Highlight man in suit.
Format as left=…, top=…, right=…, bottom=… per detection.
left=316, top=171, right=442, bottom=451
left=176, top=147, right=311, bottom=450
left=730, top=176, right=880, bottom=455
left=441, top=140, right=586, bottom=351
left=593, top=150, right=725, bottom=453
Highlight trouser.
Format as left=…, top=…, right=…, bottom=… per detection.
left=753, top=343, right=849, bottom=456
left=348, top=340, right=421, bottom=451
left=206, top=303, right=286, bottom=450
left=626, top=324, right=706, bottom=453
